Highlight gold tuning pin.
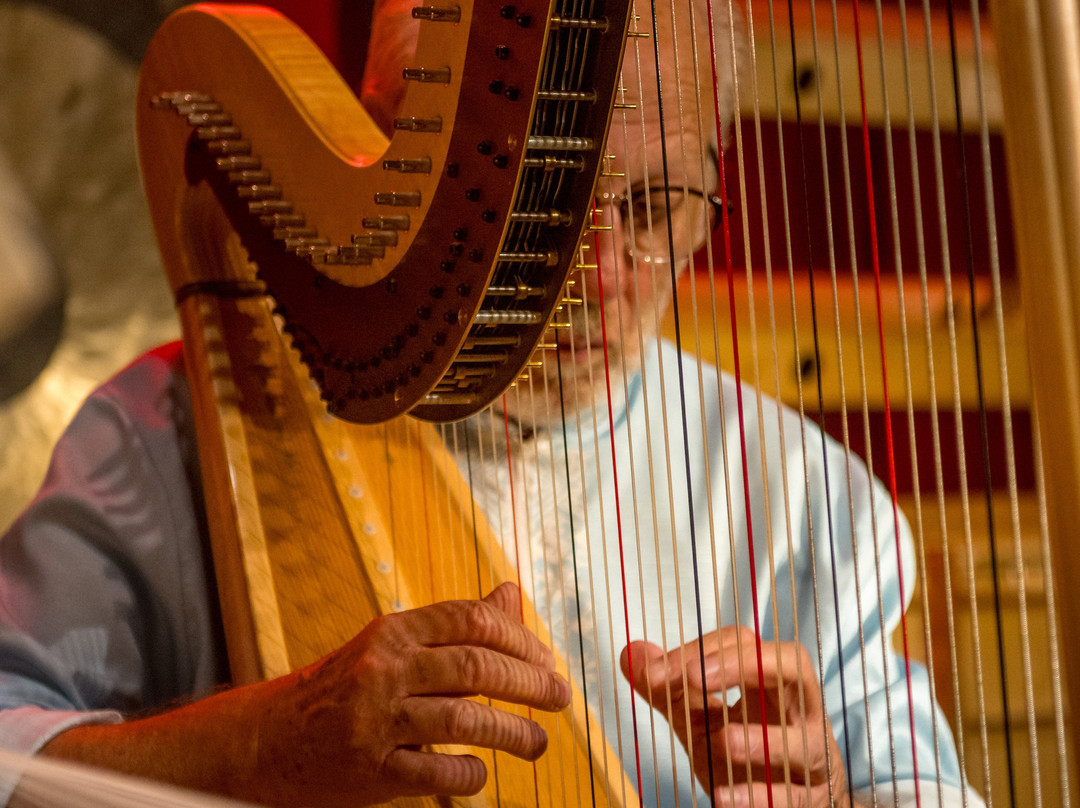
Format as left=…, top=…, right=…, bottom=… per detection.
left=361, top=215, right=410, bottom=231
left=374, top=191, right=422, bottom=207
left=600, top=153, right=625, bottom=178
left=393, top=116, right=443, bottom=133
left=403, top=67, right=452, bottom=83
left=383, top=157, right=433, bottom=174
left=412, top=5, right=461, bottom=22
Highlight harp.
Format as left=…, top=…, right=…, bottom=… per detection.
left=135, top=1, right=1079, bottom=807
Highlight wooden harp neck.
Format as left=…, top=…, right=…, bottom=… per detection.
left=137, top=0, right=629, bottom=423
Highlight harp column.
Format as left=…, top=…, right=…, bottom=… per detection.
left=986, top=0, right=1080, bottom=756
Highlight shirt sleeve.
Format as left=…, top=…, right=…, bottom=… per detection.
left=0, top=343, right=224, bottom=804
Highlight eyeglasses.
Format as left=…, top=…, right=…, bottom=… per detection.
left=593, top=187, right=723, bottom=266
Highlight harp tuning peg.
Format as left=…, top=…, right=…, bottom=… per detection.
left=383, top=157, right=433, bottom=174
left=393, top=116, right=443, bottom=133
left=403, top=67, right=452, bottom=84
left=374, top=191, right=422, bottom=207
left=411, top=5, right=461, bottom=22
left=361, top=215, right=411, bottom=231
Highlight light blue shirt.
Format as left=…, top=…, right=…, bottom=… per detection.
left=458, top=339, right=982, bottom=807
left=0, top=341, right=981, bottom=806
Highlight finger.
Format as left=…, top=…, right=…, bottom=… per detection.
left=394, top=596, right=554, bottom=669
left=408, top=644, right=570, bottom=710
left=384, top=747, right=488, bottom=797
left=693, top=631, right=822, bottom=715
left=718, top=721, right=836, bottom=785
left=713, top=776, right=837, bottom=808
left=620, top=641, right=682, bottom=707
left=395, top=696, right=549, bottom=760
left=483, top=581, right=521, bottom=618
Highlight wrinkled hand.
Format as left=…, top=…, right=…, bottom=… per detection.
left=621, top=626, right=863, bottom=808
left=253, top=582, right=570, bottom=807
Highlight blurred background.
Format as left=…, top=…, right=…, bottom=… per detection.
left=0, top=1, right=366, bottom=530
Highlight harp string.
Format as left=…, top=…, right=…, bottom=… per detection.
left=562, top=288, right=625, bottom=804
left=585, top=192, right=649, bottom=799
left=942, top=0, right=1018, bottom=801
left=606, top=103, right=688, bottom=806
left=916, top=0, right=994, bottom=796
left=845, top=0, right=925, bottom=799
left=550, top=326, right=602, bottom=807
left=752, top=4, right=847, bottom=805
left=1030, top=405, right=1072, bottom=808
left=492, top=399, right=546, bottom=807
left=615, top=10, right=700, bottom=802
left=714, top=1, right=805, bottom=804
left=882, top=0, right=953, bottom=797
left=967, top=0, right=1046, bottom=800
left=817, top=2, right=893, bottom=799
left=659, top=0, right=784, bottom=802
left=734, top=1, right=820, bottom=804
left=774, top=0, right=867, bottom=802
left=694, top=0, right=785, bottom=799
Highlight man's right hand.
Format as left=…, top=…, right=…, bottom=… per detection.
left=33, top=583, right=569, bottom=808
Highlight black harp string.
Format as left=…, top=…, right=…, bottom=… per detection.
left=709, top=0, right=808, bottom=803
left=694, top=3, right=766, bottom=802
left=889, top=0, right=952, bottom=795
left=740, top=1, right=823, bottom=806
left=942, top=0, right=1017, bottom=803
left=551, top=326, right=601, bottom=808
left=607, top=46, right=697, bottom=802
left=777, top=0, right=860, bottom=804
left=646, top=0, right=723, bottom=801
left=967, top=0, right=1047, bottom=800
left=847, top=0, right=928, bottom=799
left=694, top=0, right=775, bottom=802
left=915, top=0, right=992, bottom=796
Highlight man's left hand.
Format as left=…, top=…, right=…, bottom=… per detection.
left=620, top=626, right=865, bottom=808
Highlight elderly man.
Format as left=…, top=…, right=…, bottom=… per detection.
left=0, top=0, right=980, bottom=807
